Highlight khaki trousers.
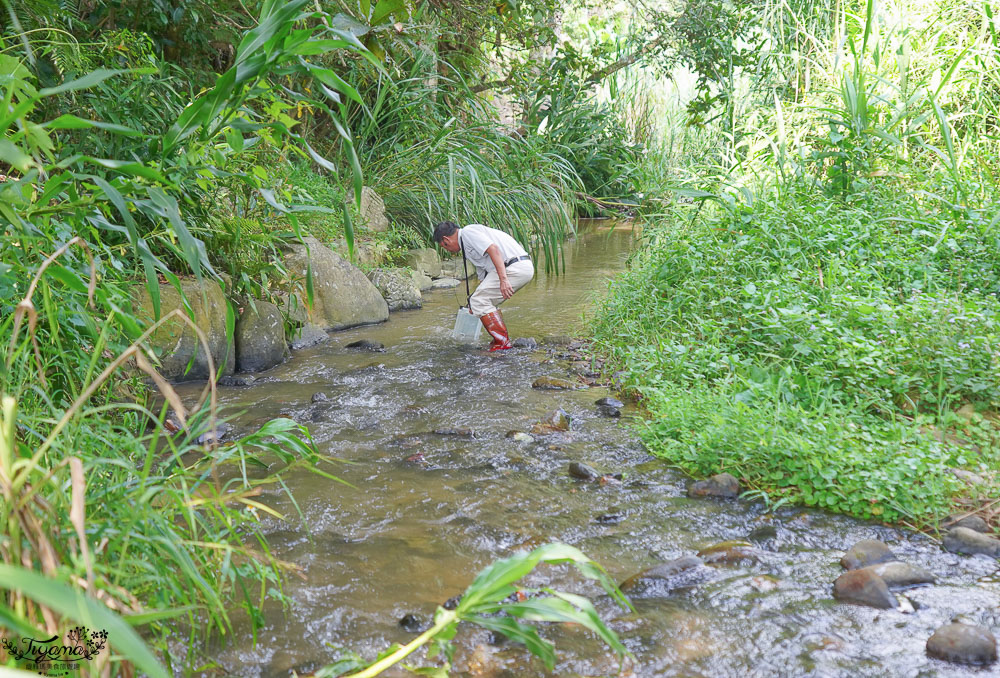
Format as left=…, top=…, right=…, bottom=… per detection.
left=469, top=260, right=534, bottom=316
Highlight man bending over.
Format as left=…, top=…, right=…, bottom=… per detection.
left=432, top=221, right=534, bottom=351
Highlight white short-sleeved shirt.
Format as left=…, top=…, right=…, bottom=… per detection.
left=457, top=224, right=528, bottom=280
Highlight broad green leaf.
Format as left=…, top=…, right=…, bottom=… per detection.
left=0, top=565, right=170, bottom=678
left=46, top=114, right=142, bottom=136
left=39, top=68, right=149, bottom=96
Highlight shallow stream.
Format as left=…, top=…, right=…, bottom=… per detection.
left=182, top=223, right=999, bottom=677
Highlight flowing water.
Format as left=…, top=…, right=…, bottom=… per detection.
left=181, top=223, right=999, bottom=677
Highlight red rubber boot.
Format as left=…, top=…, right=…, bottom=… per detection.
left=480, top=310, right=513, bottom=351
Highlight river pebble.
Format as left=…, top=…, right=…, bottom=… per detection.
left=832, top=569, right=897, bottom=609
left=856, top=561, right=935, bottom=589
left=926, top=622, right=997, bottom=665
left=532, top=376, right=580, bottom=390
left=345, top=339, right=385, bottom=352
left=942, top=513, right=990, bottom=533
left=840, top=539, right=897, bottom=570
left=568, top=461, right=601, bottom=481
left=688, top=472, right=740, bottom=498
left=620, top=555, right=704, bottom=592
left=942, top=527, right=1000, bottom=557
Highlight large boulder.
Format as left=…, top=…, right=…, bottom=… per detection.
left=235, top=300, right=288, bottom=373
left=134, top=278, right=235, bottom=381
left=440, top=257, right=475, bottom=280
left=282, top=237, right=388, bottom=330
left=403, top=248, right=442, bottom=279
left=332, top=238, right=389, bottom=268
left=368, top=268, right=422, bottom=311
left=357, top=186, right=389, bottom=232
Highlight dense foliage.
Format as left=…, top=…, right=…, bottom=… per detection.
left=594, top=0, right=1000, bottom=526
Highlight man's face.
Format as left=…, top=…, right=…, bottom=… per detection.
left=439, top=232, right=460, bottom=253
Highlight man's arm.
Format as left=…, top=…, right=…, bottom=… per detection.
left=485, top=244, right=514, bottom=299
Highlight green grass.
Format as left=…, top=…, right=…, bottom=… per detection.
left=594, top=181, right=1000, bottom=525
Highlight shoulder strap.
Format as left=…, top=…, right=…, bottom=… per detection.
left=460, top=232, right=471, bottom=308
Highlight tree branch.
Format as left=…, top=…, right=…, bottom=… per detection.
left=584, top=34, right=668, bottom=85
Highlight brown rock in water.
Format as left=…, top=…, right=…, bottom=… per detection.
left=532, top=376, right=580, bottom=390
left=926, top=623, right=997, bottom=665
left=840, top=539, right=897, bottom=570
left=942, top=527, right=1000, bottom=557
left=532, top=409, right=570, bottom=433
left=688, top=473, right=740, bottom=498
left=857, top=561, right=935, bottom=589
left=568, top=462, right=601, bottom=481
left=696, top=541, right=763, bottom=565
left=832, top=569, right=897, bottom=609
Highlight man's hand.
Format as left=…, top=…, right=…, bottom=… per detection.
left=499, top=277, right=514, bottom=299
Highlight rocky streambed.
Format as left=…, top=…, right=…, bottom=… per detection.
left=174, top=224, right=999, bottom=677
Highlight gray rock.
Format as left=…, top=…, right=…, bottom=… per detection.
left=282, top=237, right=389, bottom=330
left=289, top=324, right=329, bottom=350
left=439, top=257, right=475, bottom=280
left=841, top=539, right=897, bottom=570
left=512, top=337, right=538, bottom=349
left=569, top=462, right=600, bottom=481
left=597, top=404, right=621, bottom=418
left=196, top=422, right=232, bottom=446
left=943, top=513, right=990, bottom=533
left=357, top=186, right=389, bottom=232
left=620, top=555, right=703, bottom=592
left=688, top=473, right=740, bottom=498
left=311, top=392, right=329, bottom=403
left=858, top=561, right=935, bottom=589
left=368, top=268, right=422, bottom=311
left=950, top=468, right=986, bottom=485
left=403, top=248, right=442, bottom=279
left=595, top=397, right=625, bottom=408
left=509, top=432, right=533, bottom=443
left=532, top=376, right=580, bottom=390
left=410, top=269, right=434, bottom=291
left=236, top=300, right=288, bottom=373
left=275, top=291, right=309, bottom=325
left=398, top=613, right=424, bottom=633
left=133, top=278, right=235, bottom=381
left=747, top=524, right=778, bottom=545
left=832, top=569, right=897, bottom=609
left=926, top=623, right=997, bottom=665
left=345, top=339, right=385, bottom=352
left=430, top=277, right=461, bottom=289
left=942, top=527, right=1000, bottom=557
left=219, top=374, right=256, bottom=387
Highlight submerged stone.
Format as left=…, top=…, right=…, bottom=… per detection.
left=532, top=376, right=580, bottom=390
left=697, top=541, right=763, bottom=565
left=926, top=623, right=997, bottom=665
left=840, top=539, right=897, bottom=570
left=942, top=527, right=1000, bottom=557
left=345, top=339, right=386, bottom=352
left=512, top=337, right=538, bottom=349
left=620, top=555, right=704, bottom=592
left=595, top=396, right=624, bottom=409
left=568, top=462, right=601, bottom=481
left=832, top=569, right=897, bottom=609
left=688, top=473, right=740, bottom=498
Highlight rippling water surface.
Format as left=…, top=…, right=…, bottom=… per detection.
left=179, top=223, right=999, bottom=678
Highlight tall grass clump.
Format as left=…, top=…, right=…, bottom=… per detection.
left=0, top=0, right=377, bottom=671
left=595, top=0, right=1000, bottom=526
